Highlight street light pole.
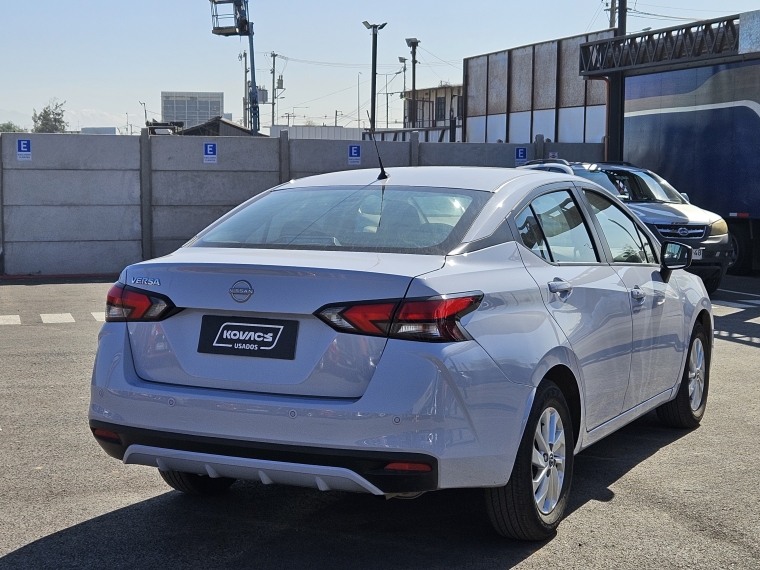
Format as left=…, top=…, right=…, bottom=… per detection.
left=363, top=21, right=387, bottom=132
left=405, top=38, right=419, bottom=128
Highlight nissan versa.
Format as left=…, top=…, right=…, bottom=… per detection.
left=90, top=167, right=712, bottom=540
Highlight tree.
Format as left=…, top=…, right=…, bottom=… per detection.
left=0, top=121, right=26, bottom=132
left=32, top=100, right=68, bottom=133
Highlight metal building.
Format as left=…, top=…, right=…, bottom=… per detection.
left=161, top=92, right=224, bottom=128
left=463, top=30, right=613, bottom=144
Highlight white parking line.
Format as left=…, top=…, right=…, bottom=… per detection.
left=40, top=313, right=75, bottom=324
left=712, top=305, right=744, bottom=317
left=717, top=288, right=760, bottom=298
left=712, top=301, right=754, bottom=309
left=91, top=312, right=106, bottom=322
left=0, top=315, right=21, bottom=325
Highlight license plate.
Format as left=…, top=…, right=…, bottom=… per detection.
left=197, top=315, right=298, bottom=360
left=692, top=248, right=703, bottom=260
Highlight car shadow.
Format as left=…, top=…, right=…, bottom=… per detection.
left=0, top=411, right=689, bottom=570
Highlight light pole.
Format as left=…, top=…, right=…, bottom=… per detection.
left=405, top=38, right=419, bottom=128
left=138, top=101, right=147, bottom=125
left=357, top=72, right=362, bottom=128
left=363, top=21, right=387, bottom=132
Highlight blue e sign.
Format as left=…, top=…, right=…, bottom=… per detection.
left=515, top=146, right=528, bottom=166
left=17, top=139, right=32, bottom=161
left=348, top=144, right=361, bottom=165
left=203, top=142, right=217, bottom=164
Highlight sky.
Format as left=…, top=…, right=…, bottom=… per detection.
left=1, top=0, right=757, bottom=134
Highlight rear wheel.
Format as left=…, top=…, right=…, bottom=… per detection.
left=656, top=322, right=709, bottom=429
left=159, top=469, right=236, bottom=495
left=727, top=229, right=752, bottom=275
left=486, top=381, right=574, bottom=541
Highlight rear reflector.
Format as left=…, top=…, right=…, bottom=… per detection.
left=315, top=292, right=482, bottom=342
left=105, top=283, right=177, bottom=322
left=91, top=428, right=122, bottom=444
left=384, top=462, right=432, bottom=472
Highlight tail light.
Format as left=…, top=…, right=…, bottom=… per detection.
left=105, top=283, right=178, bottom=322
left=315, top=292, right=482, bottom=343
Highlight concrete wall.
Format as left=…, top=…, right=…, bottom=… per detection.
left=0, top=131, right=603, bottom=275
left=0, top=133, right=141, bottom=275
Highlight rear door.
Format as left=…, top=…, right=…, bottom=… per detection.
left=512, top=185, right=634, bottom=430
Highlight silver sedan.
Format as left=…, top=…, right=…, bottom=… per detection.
left=90, top=167, right=711, bottom=540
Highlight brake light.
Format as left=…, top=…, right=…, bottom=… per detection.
left=384, top=462, right=432, bottom=472
left=315, top=293, right=482, bottom=342
left=105, top=283, right=177, bottom=322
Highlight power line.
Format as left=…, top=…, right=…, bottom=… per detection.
left=634, top=2, right=741, bottom=12
left=418, top=47, right=462, bottom=70
left=586, top=0, right=606, bottom=32
left=628, top=8, right=698, bottom=21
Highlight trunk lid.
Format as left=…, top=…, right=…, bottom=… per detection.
left=125, top=248, right=444, bottom=398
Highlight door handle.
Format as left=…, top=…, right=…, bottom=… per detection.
left=631, top=286, right=646, bottom=301
left=548, top=279, right=573, bottom=299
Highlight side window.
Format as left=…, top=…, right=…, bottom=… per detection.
left=637, top=227, right=658, bottom=263
left=584, top=190, right=652, bottom=264
left=515, top=207, right=551, bottom=261
left=530, top=191, right=598, bottom=263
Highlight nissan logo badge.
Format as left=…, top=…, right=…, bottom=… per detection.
left=229, top=280, right=254, bottom=303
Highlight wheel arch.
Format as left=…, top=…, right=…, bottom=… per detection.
left=540, top=365, right=582, bottom=450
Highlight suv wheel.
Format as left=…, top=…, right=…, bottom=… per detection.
left=485, top=380, right=574, bottom=540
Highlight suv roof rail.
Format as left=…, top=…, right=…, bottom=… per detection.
left=523, top=158, right=571, bottom=166
left=594, top=161, right=638, bottom=167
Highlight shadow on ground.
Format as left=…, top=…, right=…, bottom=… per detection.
left=0, top=411, right=688, bottom=570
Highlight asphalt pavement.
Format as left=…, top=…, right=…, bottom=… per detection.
left=0, top=275, right=758, bottom=569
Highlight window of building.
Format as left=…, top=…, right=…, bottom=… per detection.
left=435, top=97, right=446, bottom=121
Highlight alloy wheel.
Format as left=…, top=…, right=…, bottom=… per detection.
left=532, top=407, right=566, bottom=515
left=688, top=338, right=706, bottom=411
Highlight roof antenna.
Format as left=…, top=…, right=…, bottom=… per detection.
left=366, top=111, right=388, bottom=180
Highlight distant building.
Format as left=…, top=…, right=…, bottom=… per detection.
left=269, top=125, right=363, bottom=140
left=81, top=127, right=118, bottom=135
left=403, top=83, right=463, bottom=130
left=180, top=116, right=255, bottom=137
left=161, top=92, right=224, bottom=128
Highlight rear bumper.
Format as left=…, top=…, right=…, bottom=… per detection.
left=91, top=420, right=437, bottom=494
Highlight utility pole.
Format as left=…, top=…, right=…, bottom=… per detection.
left=335, top=110, right=343, bottom=127
left=399, top=57, right=407, bottom=93
left=406, top=38, right=419, bottom=128
left=239, top=51, right=249, bottom=128
left=609, top=0, right=617, bottom=29
left=618, top=0, right=627, bottom=35
left=139, top=101, right=147, bottom=125
left=363, top=21, right=387, bottom=132
left=271, top=52, right=277, bottom=127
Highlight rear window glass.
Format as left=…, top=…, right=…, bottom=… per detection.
left=192, top=185, right=491, bottom=255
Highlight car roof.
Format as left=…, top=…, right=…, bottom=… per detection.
left=282, top=166, right=563, bottom=193
left=571, top=162, right=646, bottom=173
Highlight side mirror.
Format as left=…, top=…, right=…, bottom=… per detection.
left=660, top=241, right=692, bottom=282
left=680, top=192, right=690, bottom=203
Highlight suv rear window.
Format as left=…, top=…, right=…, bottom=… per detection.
left=574, top=168, right=685, bottom=204
left=192, top=185, right=491, bottom=255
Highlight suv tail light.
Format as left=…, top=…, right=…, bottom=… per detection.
left=105, top=283, right=178, bottom=322
left=315, top=293, right=482, bottom=342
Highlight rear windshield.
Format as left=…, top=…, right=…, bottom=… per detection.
left=574, top=168, right=685, bottom=204
left=192, top=185, right=491, bottom=255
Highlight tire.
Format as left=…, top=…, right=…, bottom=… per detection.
left=703, top=276, right=722, bottom=295
left=486, top=380, right=575, bottom=541
left=158, top=469, right=236, bottom=495
left=727, top=229, right=752, bottom=275
left=656, top=322, right=709, bottom=429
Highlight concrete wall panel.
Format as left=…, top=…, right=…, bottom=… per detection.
left=151, top=136, right=279, bottom=171
left=1, top=133, right=139, bottom=170
left=152, top=205, right=235, bottom=240
left=559, top=37, right=586, bottom=108
left=4, top=205, right=141, bottom=241
left=545, top=142, right=604, bottom=162
left=151, top=171, right=279, bottom=206
left=533, top=42, right=557, bottom=110
left=487, top=52, right=508, bottom=115
left=419, top=142, right=533, bottom=168
left=509, top=47, right=533, bottom=113
left=153, top=239, right=188, bottom=258
left=4, top=240, right=141, bottom=275
left=288, top=140, right=410, bottom=173
left=466, top=56, right=488, bottom=117
left=3, top=170, right=140, bottom=206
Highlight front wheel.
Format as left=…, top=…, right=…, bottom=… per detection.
left=656, top=322, right=709, bottom=429
left=485, top=381, right=575, bottom=540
